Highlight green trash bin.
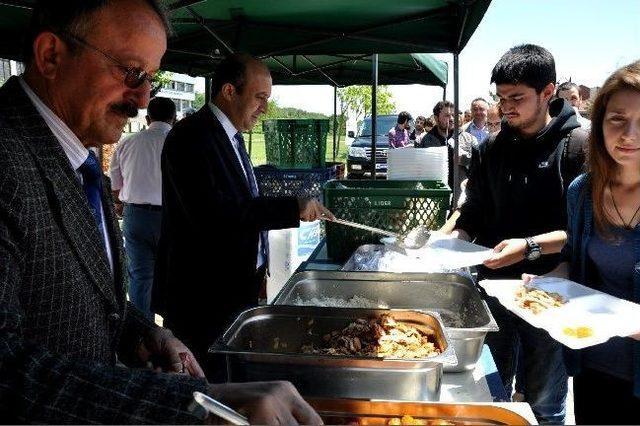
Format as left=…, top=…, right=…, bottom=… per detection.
left=323, top=180, right=452, bottom=261
left=262, top=119, right=329, bottom=169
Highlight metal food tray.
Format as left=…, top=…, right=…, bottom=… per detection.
left=273, top=270, right=498, bottom=372
left=307, top=398, right=531, bottom=425
left=210, top=305, right=456, bottom=401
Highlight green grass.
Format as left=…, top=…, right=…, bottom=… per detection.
left=243, top=132, right=348, bottom=166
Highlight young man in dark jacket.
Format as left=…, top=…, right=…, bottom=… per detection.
left=452, top=44, right=587, bottom=424
left=417, top=100, right=478, bottom=205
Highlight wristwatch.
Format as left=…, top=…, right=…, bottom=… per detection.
left=524, top=237, right=542, bottom=261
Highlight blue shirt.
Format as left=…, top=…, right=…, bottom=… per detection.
left=583, top=228, right=637, bottom=381
left=465, top=121, right=489, bottom=144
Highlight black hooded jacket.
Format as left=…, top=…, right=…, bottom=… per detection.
left=457, top=98, right=588, bottom=279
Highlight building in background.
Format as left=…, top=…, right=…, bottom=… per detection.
left=156, top=73, right=196, bottom=119
left=125, top=73, right=196, bottom=133
left=0, top=58, right=23, bottom=84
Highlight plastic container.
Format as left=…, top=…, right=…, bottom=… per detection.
left=266, top=220, right=322, bottom=302
left=323, top=180, right=451, bottom=261
left=254, top=164, right=337, bottom=201
left=262, top=119, right=329, bottom=169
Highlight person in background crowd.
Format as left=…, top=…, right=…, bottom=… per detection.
left=0, top=1, right=322, bottom=424
left=425, top=115, right=437, bottom=133
left=154, top=53, right=333, bottom=383
left=388, top=110, right=412, bottom=148
left=450, top=44, right=588, bottom=424
left=486, top=103, right=502, bottom=136
left=463, top=109, right=472, bottom=124
left=417, top=100, right=478, bottom=205
left=463, top=97, right=490, bottom=143
left=110, top=96, right=176, bottom=319
left=182, top=106, right=197, bottom=118
left=409, top=115, right=428, bottom=145
left=556, top=81, right=592, bottom=130
left=524, top=61, right=640, bottom=425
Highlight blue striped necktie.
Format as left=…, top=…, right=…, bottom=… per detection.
left=78, top=151, right=106, bottom=242
left=235, top=132, right=269, bottom=263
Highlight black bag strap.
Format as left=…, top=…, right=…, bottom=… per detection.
left=559, top=128, right=587, bottom=190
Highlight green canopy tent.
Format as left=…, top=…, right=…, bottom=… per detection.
left=162, top=0, right=490, bottom=191
left=0, top=0, right=490, bottom=194
left=164, top=52, right=448, bottom=88
left=165, top=0, right=489, bottom=56
left=169, top=0, right=490, bottom=195
left=0, top=1, right=490, bottom=60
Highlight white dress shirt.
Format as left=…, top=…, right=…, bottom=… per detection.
left=19, top=77, right=114, bottom=273
left=110, top=121, right=171, bottom=206
left=209, top=103, right=265, bottom=268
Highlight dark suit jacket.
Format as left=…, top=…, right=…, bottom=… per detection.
left=153, top=106, right=299, bottom=368
left=0, top=77, right=207, bottom=423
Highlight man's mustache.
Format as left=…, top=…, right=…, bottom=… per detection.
left=111, top=102, right=139, bottom=118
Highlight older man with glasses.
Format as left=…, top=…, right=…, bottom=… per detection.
left=0, top=1, right=321, bottom=424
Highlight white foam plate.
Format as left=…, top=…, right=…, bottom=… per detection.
left=478, top=277, right=640, bottom=349
left=379, top=233, right=493, bottom=269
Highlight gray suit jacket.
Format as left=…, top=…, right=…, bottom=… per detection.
left=0, top=76, right=207, bottom=423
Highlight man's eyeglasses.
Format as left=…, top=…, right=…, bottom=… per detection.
left=61, top=32, right=154, bottom=89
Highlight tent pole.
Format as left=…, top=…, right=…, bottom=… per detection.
left=371, top=54, right=378, bottom=180
left=333, top=85, right=338, bottom=161
left=205, top=76, right=212, bottom=104
left=453, top=53, right=460, bottom=207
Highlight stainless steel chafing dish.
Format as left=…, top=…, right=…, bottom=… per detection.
left=210, top=305, right=456, bottom=401
left=272, top=270, right=498, bottom=372
left=307, top=398, right=531, bottom=425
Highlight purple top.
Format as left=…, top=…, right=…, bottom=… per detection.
left=388, top=125, right=409, bottom=148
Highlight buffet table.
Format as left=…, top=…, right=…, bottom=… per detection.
left=267, top=239, right=538, bottom=423
left=294, top=239, right=507, bottom=403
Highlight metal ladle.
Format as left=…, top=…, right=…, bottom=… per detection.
left=321, top=217, right=431, bottom=249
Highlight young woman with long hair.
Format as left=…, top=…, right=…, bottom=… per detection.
left=525, top=61, right=640, bottom=424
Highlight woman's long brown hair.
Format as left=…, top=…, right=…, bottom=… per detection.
left=588, top=61, right=640, bottom=236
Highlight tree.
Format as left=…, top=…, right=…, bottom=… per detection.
left=338, top=85, right=396, bottom=125
left=150, top=70, right=173, bottom=97
left=332, top=85, right=396, bottom=159
left=193, top=92, right=206, bottom=110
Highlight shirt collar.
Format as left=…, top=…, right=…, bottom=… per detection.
left=469, top=121, right=487, bottom=131
left=18, top=76, right=89, bottom=171
left=147, top=121, right=173, bottom=133
left=209, top=102, right=239, bottom=143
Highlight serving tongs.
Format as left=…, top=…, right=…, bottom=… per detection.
left=193, top=391, right=249, bottom=425
left=321, top=215, right=431, bottom=249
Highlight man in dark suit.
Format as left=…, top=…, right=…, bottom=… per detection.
left=0, top=1, right=321, bottom=424
left=154, top=54, right=333, bottom=381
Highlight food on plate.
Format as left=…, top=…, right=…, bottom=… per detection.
left=563, top=326, right=594, bottom=338
left=515, top=285, right=566, bottom=314
left=301, top=314, right=440, bottom=358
